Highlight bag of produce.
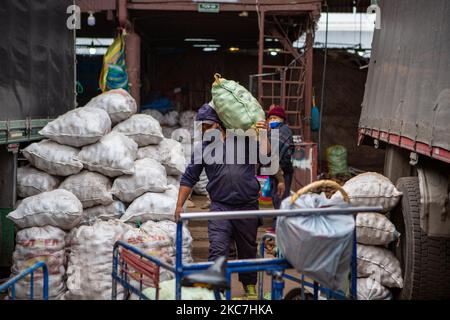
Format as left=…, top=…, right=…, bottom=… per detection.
left=357, top=277, right=392, bottom=300
left=141, top=109, right=165, bottom=124
left=163, top=111, right=179, bottom=127
left=111, top=158, right=168, bottom=203
left=356, top=212, right=400, bottom=245
left=64, top=220, right=132, bottom=300
left=137, top=138, right=186, bottom=175
left=79, top=201, right=126, bottom=226
left=39, top=107, right=111, bottom=147
left=121, top=186, right=178, bottom=223
left=11, top=226, right=67, bottom=299
left=59, top=170, right=113, bottom=208
left=85, top=88, right=137, bottom=125
left=357, top=244, right=403, bottom=288
left=326, top=145, right=349, bottom=176
left=143, top=279, right=219, bottom=300
left=167, top=175, right=181, bottom=189
left=331, top=172, right=402, bottom=212
left=76, top=132, right=137, bottom=177
left=22, top=140, right=83, bottom=176
left=179, top=110, right=196, bottom=128
left=112, top=114, right=164, bottom=147
left=211, top=73, right=265, bottom=130
left=7, top=189, right=83, bottom=230
left=17, top=165, right=60, bottom=198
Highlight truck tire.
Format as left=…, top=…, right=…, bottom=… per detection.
left=391, top=177, right=450, bottom=299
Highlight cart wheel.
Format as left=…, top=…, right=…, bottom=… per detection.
left=284, top=288, right=314, bottom=300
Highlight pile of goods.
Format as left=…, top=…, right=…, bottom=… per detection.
left=331, top=172, right=404, bottom=300
left=7, top=89, right=193, bottom=299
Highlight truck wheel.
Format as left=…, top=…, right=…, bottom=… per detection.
left=391, top=177, right=450, bottom=299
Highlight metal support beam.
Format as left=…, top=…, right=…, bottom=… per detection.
left=304, top=27, right=313, bottom=141
left=257, top=9, right=265, bottom=104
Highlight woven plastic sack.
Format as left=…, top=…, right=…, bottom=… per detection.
left=357, top=277, right=392, bottom=300
left=112, top=114, right=164, bottom=147
left=141, top=109, right=165, bottom=124
left=277, top=192, right=354, bottom=291
left=7, top=189, right=83, bottom=230
left=85, top=88, right=137, bottom=125
left=76, top=132, right=137, bottom=177
left=171, top=127, right=192, bottom=145
left=164, top=111, right=179, bottom=127
left=59, top=170, right=113, bottom=208
left=39, top=107, right=111, bottom=147
left=121, top=185, right=178, bottom=223
left=326, top=145, right=349, bottom=176
left=111, top=158, right=168, bottom=203
left=11, top=226, right=67, bottom=299
left=137, top=138, right=186, bottom=175
left=331, top=172, right=403, bottom=212
left=179, top=110, right=196, bottom=128
left=193, top=169, right=208, bottom=196
left=161, top=126, right=180, bottom=139
left=17, top=165, right=60, bottom=198
left=22, top=140, right=83, bottom=176
left=356, top=212, right=400, bottom=245
left=80, top=201, right=126, bottom=226
left=167, top=175, right=181, bottom=189
left=357, top=244, right=403, bottom=288
left=64, top=220, right=132, bottom=300
left=211, top=74, right=265, bottom=130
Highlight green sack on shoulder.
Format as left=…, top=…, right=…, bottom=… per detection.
left=211, top=73, right=266, bottom=131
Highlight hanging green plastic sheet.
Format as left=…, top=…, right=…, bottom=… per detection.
left=326, top=145, right=349, bottom=176
left=211, top=74, right=265, bottom=131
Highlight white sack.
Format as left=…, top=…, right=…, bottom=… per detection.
left=112, top=114, right=164, bottom=147
left=85, top=88, right=137, bottom=124
left=162, top=126, right=180, bottom=139
left=141, top=109, right=165, bottom=124
left=171, top=127, right=192, bottom=145
left=80, top=201, right=126, bottom=226
left=357, top=277, right=392, bottom=300
left=111, top=158, right=168, bottom=203
left=164, top=111, right=179, bottom=127
left=137, top=138, right=186, bottom=175
left=167, top=175, right=181, bottom=189
left=22, top=140, right=83, bottom=176
left=357, top=244, right=403, bottom=288
left=39, top=107, right=111, bottom=147
left=76, top=132, right=137, bottom=177
left=331, top=172, right=402, bottom=212
left=11, top=226, right=67, bottom=299
left=193, top=169, right=208, bottom=196
left=179, top=110, right=196, bottom=128
left=143, top=279, right=218, bottom=300
left=356, top=212, right=400, bottom=245
left=17, top=165, right=60, bottom=198
left=59, top=170, right=113, bottom=208
left=7, top=189, right=83, bottom=230
left=121, top=185, right=178, bottom=223
left=64, top=220, right=132, bottom=300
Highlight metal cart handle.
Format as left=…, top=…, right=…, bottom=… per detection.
left=290, top=179, right=350, bottom=204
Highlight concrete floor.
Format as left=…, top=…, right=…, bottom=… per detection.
left=187, top=194, right=302, bottom=299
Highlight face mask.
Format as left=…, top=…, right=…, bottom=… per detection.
left=269, top=121, right=281, bottom=129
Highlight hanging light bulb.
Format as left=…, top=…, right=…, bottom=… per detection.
left=87, top=11, right=96, bottom=26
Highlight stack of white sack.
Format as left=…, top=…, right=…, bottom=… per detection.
left=9, top=89, right=195, bottom=299
left=332, top=172, right=403, bottom=300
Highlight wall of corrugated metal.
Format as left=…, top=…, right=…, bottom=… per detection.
left=359, top=0, right=450, bottom=151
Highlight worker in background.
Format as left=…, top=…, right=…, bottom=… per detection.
left=175, top=103, right=284, bottom=299
left=266, top=105, right=294, bottom=232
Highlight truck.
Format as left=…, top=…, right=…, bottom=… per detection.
left=358, top=0, right=450, bottom=299
left=0, top=0, right=75, bottom=273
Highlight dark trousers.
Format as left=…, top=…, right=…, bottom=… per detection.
left=270, top=171, right=293, bottom=228
left=208, top=202, right=260, bottom=286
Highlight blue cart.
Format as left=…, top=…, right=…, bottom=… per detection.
left=112, top=180, right=383, bottom=300
left=0, top=261, right=49, bottom=300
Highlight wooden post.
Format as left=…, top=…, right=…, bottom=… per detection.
left=304, top=29, right=313, bottom=141
left=125, top=32, right=141, bottom=108
left=257, top=10, right=265, bottom=104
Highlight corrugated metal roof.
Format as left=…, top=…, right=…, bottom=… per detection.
left=360, top=0, right=450, bottom=151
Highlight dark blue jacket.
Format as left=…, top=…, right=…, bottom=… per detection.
left=180, top=134, right=261, bottom=207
